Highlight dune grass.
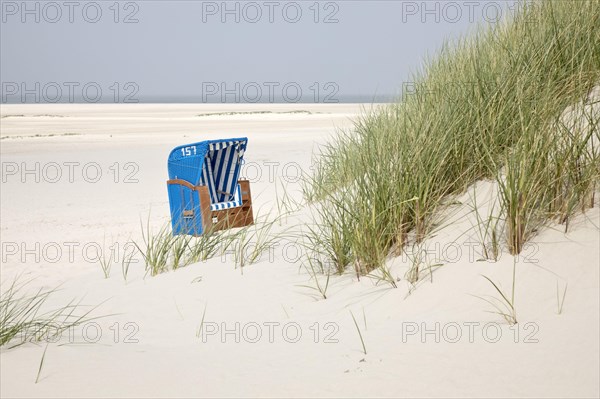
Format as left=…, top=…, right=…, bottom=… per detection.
left=135, top=220, right=175, bottom=277
left=97, top=236, right=113, bottom=279
left=468, top=186, right=504, bottom=262
left=349, top=310, right=367, bottom=355
left=476, top=255, right=519, bottom=325
left=305, top=0, right=599, bottom=280
left=231, top=214, right=283, bottom=271
left=0, top=278, right=97, bottom=348
left=556, top=280, right=568, bottom=315
left=134, top=221, right=225, bottom=277
left=134, top=210, right=289, bottom=277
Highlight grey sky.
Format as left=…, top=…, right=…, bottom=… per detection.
left=1, top=0, right=519, bottom=103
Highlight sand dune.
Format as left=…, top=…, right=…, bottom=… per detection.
left=0, top=104, right=598, bottom=398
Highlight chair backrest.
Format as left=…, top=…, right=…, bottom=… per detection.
left=167, top=138, right=248, bottom=203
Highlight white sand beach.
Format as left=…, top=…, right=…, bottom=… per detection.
left=1, top=104, right=598, bottom=398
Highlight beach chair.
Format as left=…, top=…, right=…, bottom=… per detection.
left=166, top=138, right=253, bottom=236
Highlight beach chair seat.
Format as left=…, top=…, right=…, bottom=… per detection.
left=210, top=184, right=243, bottom=210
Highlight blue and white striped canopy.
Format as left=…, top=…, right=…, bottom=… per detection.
left=168, top=138, right=248, bottom=203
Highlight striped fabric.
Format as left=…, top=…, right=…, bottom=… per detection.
left=202, top=140, right=246, bottom=203
left=199, top=158, right=217, bottom=203
left=210, top=183, right=243, bottom=211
